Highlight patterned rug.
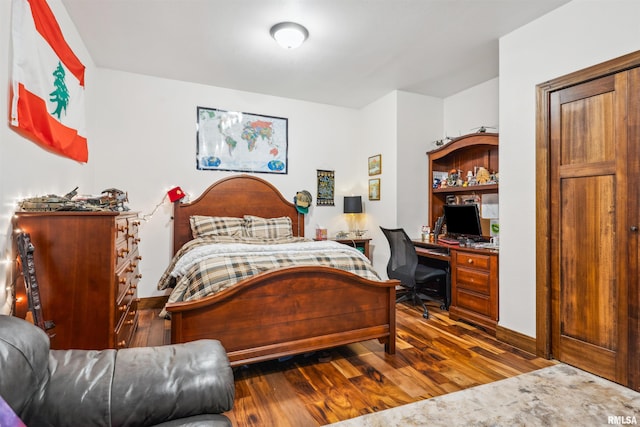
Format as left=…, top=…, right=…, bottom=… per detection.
left=329, top=364, right=640, bottom=426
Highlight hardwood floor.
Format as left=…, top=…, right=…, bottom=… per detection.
left=132, top=302, right=554, bottom=426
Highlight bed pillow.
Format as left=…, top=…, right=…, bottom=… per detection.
left=243, top=215, right=293, bottom=239
left=190, top=215, right=246, bottom=238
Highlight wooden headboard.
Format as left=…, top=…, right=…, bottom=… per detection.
left=172, top=174, right=303, bottom=254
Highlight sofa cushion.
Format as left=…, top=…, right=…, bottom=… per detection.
left=111, top=339, right=234, bottom=426
left=0, top=315, right=50, bottom=418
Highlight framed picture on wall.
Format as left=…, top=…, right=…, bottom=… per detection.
left=368, top=154, right=381, bottom=176
left=196, top=106, right=288, bottom=174
left=369, top=178, right=380, bottom=201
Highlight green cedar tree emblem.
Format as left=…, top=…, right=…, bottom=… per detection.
left=50, top=62, right=69, bottom=119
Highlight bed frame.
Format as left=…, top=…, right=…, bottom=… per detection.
left=165, top=174, right=398, bottom=367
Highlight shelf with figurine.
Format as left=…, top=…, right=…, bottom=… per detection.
left=427, top=132, right=499, bottom=232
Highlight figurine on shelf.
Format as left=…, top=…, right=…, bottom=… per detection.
left=476, top=167, right=491, bottom=184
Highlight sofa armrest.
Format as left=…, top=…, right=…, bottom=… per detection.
left=111, top=340, right=234, bottom=427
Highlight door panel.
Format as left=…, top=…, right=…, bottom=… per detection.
left=550, top=74, right=628, bottom=385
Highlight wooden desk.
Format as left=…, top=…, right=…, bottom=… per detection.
left=413, top=240, right=499, bottom=334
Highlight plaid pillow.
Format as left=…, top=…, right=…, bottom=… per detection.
left=244, top=215, right=293, bottom=239
left=190, top=216, right=245, bottom=238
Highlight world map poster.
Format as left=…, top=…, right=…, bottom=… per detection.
left=196, top=107, right=288, bottom=174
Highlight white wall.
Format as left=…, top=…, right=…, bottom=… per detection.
left=359, top=92, right=398, bottom=274
left=397, top=91, right=443, bottom=239
left=444, top=78, right=499, bottom=137
left=499, top=0, right=640, bottom=336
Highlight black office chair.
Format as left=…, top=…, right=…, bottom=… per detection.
left=380, top=227, right=448, bottom=319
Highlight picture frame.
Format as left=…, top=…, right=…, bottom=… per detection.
left=316, top=169, right=335, bottom=206
left=368, top=178, right=380, bottom=201
left=368, top=154, right=381, bottom=176
left=196, top=106, right=288, bottom=174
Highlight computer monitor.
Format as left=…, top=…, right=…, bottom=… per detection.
left=443, top=204, right=483, bottom=240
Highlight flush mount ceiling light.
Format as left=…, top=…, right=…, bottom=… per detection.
left=270, top=22, right=309, bottom=49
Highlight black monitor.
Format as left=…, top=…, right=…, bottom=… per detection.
left=443, top=204, right=483, bottom=240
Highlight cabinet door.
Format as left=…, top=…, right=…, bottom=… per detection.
left=549, top=72, right=631, bottom=385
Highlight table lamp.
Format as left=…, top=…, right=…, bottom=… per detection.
left=344, top=196, right=364, bottom=236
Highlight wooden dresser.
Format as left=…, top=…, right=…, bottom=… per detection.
left=449, top=247, right=499, bottom=333
left=13, top=211, right=141, bottom=350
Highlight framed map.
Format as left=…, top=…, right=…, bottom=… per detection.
left=196, top=106, right=288, bottom=174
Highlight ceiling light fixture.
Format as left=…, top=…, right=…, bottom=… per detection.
left=270, top=22, right=309, bottom=49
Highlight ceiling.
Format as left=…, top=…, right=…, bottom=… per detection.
left=60, top=0, right=571, bottom=109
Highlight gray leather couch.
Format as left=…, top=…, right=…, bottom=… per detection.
left=0, top=315, right=235, bottom=426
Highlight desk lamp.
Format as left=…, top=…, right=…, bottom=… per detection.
left=344, top=196, right=365, bottom=237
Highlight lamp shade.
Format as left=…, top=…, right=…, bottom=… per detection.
left=344, top=196, right=363, bottom=214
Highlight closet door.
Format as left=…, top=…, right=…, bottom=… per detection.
left=549, top=72, right=630, bottom=385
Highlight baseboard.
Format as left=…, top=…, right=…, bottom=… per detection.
left=137, top=295, right=169, bottom=310
left=496, top=324, right=537, bottom=355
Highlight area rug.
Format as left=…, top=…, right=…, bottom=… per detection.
left=329, top=364, right=640, bottom=426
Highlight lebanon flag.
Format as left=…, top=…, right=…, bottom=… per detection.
left=10, top=0, right=88, bottom=163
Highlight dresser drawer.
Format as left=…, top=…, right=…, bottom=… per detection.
left=455, top=266, right=490, bottom=294
left=455, top=288, right=491, bottom=316
left=115, top=238, right=130, bottom=271
left=455, top=251, right=491, bottom=270
left=115, top=298, right=138, bottom=349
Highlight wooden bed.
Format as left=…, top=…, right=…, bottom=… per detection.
left=165, top=174, right=398, bottom=367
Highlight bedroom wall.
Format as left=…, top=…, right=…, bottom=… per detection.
left=499, top=0, right=640, bottom=337
left=0, top=0, right=96, bottom=313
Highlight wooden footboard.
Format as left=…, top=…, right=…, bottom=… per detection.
left=166, top=266, right=398, bottom=367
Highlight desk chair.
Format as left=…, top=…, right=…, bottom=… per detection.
left=380, top=227, right=448, bottom=319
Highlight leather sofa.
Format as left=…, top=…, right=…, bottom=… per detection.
left=0, top=315, right=235, bottom=426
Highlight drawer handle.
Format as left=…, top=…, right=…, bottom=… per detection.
left=130, top=283, right=138, bottom=289
left=118, top=304, right=127, bottom=312
left=135, top=274, right=142, bottom=279
left=118, top=248, right=129, bottom=257
left=135, top=255, right=142, bottom=261
left=126, top=289, right=135, bottom=296
left=119, top=277, right=127, bottom=284
left=133, top=238, right=141, bottom=244
left=132, top=221, right=141, bottom=226
left=467, top=259, right=474, bottom=264
left=117, top=340, right=127, bottom=348
left=117, top=225, right=128, bottom=233
left=125, top=319, right=135, bottom=326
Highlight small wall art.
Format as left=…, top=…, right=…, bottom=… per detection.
left=369, top=178, right=380, bottom=201
left=368, top=154, right=381, bottom=176
left=317, top=170, right=335, bottom=206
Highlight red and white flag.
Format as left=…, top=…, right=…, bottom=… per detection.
left=10, top=0, right=88, bottom=163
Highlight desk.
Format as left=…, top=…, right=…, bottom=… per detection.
left=413, top=240, right=499, bottom=334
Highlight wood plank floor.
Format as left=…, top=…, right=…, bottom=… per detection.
left=132, top=302, right=555, bottom=426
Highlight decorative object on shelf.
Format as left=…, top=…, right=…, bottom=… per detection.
left=316, top=170, right=335, bottom=206
left=368, top=178, right=380, bottom=201
left=476, top=167, right=491, bottom=184
left=196, top=106, right=288, bottom=174
left=269, top=22, right=309, bottom=49
left=344, top=196, right=365, bottom=236
left=471, top=126, right=497, bottom=133
left=18, top=187, right=129, bottom=212
left=294, top=190, right=312, bottom=214
left=368, top=154, right=382, bottom=176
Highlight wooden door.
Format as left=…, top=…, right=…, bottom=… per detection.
left=549, top=73, right=630, bottom=385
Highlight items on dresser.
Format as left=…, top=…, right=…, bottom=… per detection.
left=12, top=211, right=141, bottom=350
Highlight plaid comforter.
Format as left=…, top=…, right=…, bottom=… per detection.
left=158, top=237, right=382, bottom=310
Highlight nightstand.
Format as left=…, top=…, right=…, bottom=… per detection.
left=333, top=237, right=371, bottom=260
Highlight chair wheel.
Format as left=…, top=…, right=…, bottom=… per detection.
left=440, top=304, right=447, bottom=310
left=422, top=311, right=429, bottom=319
